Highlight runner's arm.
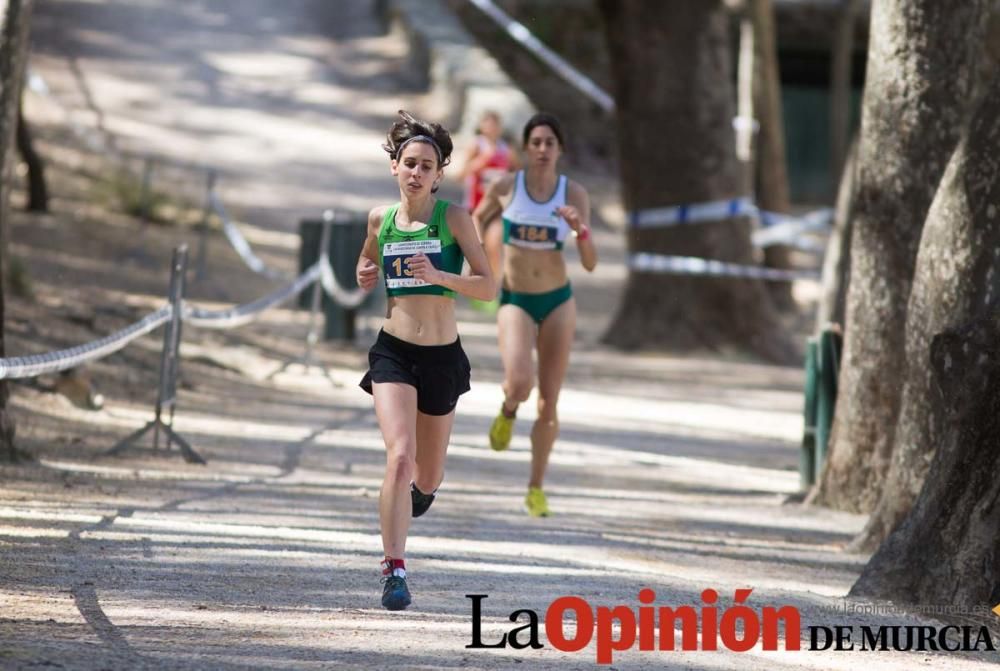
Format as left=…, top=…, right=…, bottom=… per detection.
left=406, top=205, right=495, bottom=301
left=356, top=207, right=383, bottom=290
left=559, top=181, right=597, bottom=272
left=471, top=173, right=514, bottom=239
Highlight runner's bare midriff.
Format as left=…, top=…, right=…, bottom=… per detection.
left=383, top=295, right=458, bottom=345
left=503, top=246, right=568, bottom=294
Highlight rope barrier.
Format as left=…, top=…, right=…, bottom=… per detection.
left=0, top=305, right=173, bottom=379
left=208, top=190, right=293, bottom=282
left=183, top=264, right=321, bottom=329
left=319, top=248, right=370, bottom=309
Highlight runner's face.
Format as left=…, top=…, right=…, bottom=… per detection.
left=392, top=142, right=442, bottom=196
left=525, top=126, right=561, bottom=169
left=480, top=116, right=501, bottom=141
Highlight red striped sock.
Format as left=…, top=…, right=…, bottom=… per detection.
left=381, top=557, right=406, bottom=577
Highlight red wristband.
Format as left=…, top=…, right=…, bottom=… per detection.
left=575, top=225, right=591, bottom=242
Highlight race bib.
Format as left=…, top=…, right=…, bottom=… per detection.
left=507, top=212, right=561, bottom=250
left=383, top=239, right=443, bottom=289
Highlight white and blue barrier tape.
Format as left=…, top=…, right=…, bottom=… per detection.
left=629, top=252, right=820, bottom=283
left=629, top=198, right=833, bottom=253
left=629, top=197, right=757, bottom=230
left=751, top=208, right=833, bottom=250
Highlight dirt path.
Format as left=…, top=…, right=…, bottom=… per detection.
left=1, top=1, right=997, bottom=669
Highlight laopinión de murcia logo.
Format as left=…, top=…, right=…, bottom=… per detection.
left=465, top=589, right=998, bottom=665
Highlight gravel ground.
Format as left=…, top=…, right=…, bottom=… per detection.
left=2, top=1, right=997, bottom=669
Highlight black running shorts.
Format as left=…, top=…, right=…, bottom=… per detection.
left=360, top=329, right=471, bottom=416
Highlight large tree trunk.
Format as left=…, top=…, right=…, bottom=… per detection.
left=851, top=312, right=1000, bottom=606
left=0, top=0, right=34, bottom=463
left=810, top=0, right=986, bottom=512
left=598, top=0, right=789, bottom=362
left=750, top=0, right=794, bottom=311
left=850, top=69, right=1000, bottom=553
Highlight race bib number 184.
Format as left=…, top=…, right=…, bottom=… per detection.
left=507, top=213, right=560, bottom=250
left=383, top=239, right=443, bottom=289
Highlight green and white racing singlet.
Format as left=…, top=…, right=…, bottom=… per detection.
left=379, top=200, right=464, bottom=298
left=501, top=171, right=571, bottom=251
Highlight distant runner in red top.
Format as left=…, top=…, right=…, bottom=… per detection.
left=460, top=111, right=519, bottom=296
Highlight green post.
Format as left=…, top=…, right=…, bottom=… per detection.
left=813, top=327, right=842, bottom=482
left=800, top=337, right=819, bottom=490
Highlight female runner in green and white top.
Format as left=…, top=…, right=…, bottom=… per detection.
left=356, top=111, right=494, bottom=610
left=472, top=113, right=597, bottom=517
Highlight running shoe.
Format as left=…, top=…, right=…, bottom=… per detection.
left=381, top=575, right=411, bottom=611
left=489, top=410, right=514, bottom=452
left=411, top=482, right=436, bottom=518
left=524, top=486, right=550, bottom=517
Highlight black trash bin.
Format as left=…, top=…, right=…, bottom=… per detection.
left=298, top=210, right=372, bottom=341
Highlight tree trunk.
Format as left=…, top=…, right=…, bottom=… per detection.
left=810, top=0, right=987, bottom=512
left=17, top=91, right=46, bottom=212
left=815, top=137, right=856, bottom=332
left=0, top=0, right=34, bottom=463
left=850, top=69, right=1000, bottom=553
left=851, top=312, right=1000, bottom=608
left=828, top=0, right=861, bottom=188
left=750, top=0, right=794, bottom=312
left=597, top=0, right=789, bottom=362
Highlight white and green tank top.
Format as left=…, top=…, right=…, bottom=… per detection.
left=501, top=171, right=571, bottom=251
left=379, top=200, right=464, bottom=298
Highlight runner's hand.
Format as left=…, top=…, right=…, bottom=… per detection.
left=406, top=253, right=441, bottom=284
left=357, top=258, right=379, bottom=290
left=555, top=205, right=582, bottom=232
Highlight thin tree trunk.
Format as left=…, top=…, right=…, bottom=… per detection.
left=736, top=13, right=754, bottom=195
left=829, top=0, right=861, bottom=188
left=0, top=0, right=34, bottom=463
left=850, top=68, right=1000, bottom=553
left=17, top=92, right=46, bottom=212
left=815, top=136, right=857, bottom=332
left=598, top=0, right=790, bottom=362
left=749, top=0, right=794, bottom=311
left=810, top=0, right=987, bottom=512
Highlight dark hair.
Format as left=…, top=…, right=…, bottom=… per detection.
left=382, top=110, right=453, bottom=168
left=522, top=112, right=564, bottom=148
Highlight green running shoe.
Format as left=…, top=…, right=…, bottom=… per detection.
left=489, top=410, right=514, bottom=452
left=525, top=486, right=550, bottom=517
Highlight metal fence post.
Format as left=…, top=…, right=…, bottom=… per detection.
left=267, top=210, right=337, bottom=384
left=307, top=210, right=334, bottom=365
left=800, top=336, right=819, bottom=491
left=107, top=245, right=205, bottom=464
